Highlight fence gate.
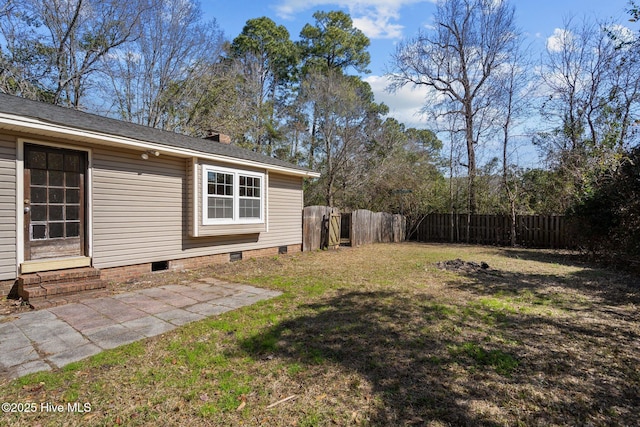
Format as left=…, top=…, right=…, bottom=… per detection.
left=340, top=213, right=352, bottom=246
left=328, top=212, right=341, bottom=248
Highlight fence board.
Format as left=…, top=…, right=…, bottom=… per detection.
left=412, top=213, right=574, bottom=249
left=302, top=206, right=333, bottom=251
left=303, top=207, right=406, bottom=251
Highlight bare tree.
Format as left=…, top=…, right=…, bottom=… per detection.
left=102, top=0, right=223, bottom=131
left=497, top=46, right=534, bottom=245
left=390, top=0, right=519, bottom=215
left=539, top=18, right=611, bottom=153
left=538, top=16, right=640, bottom=197
left=1, top=0, right=144, bottom=107
left=180, top=54, right=253, bottom=141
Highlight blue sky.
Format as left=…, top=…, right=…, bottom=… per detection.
left=201, top=0, right=636, bottom=165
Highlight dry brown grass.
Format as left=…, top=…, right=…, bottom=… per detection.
left=1, top=243, right=639, bottom=426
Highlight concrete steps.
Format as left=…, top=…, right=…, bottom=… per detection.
left=18, top=267, right=108, bottom=309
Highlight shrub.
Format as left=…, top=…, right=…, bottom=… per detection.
left=569, top=146, right=640, bottom=258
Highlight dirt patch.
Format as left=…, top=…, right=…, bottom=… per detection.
left=0, top=297, right=32, bottom=318
left=437, top=258, right=492, bottom=273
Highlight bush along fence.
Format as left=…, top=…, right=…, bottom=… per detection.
left=303, top=206, right=406, bottom=251
left=411, top=213, right=576, bottom=249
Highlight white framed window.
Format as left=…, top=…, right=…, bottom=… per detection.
left=203, top=165, right=264, bottom=225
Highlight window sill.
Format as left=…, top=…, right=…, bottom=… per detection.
left=195, top=222, right=266, bottom=237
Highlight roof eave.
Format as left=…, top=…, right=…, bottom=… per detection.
left=0, top=113, right=321, bottom=178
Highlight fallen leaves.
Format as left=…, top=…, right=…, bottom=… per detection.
left=236, top=394, right=247, bottom=411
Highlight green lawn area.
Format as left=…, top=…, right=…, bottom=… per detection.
left=1, top=243, right=639, bottom=426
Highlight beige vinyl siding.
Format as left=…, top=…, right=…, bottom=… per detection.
left=0, top=134, right=17, bottom=279
left=186, top=158, right=195, bottom=237
left=92, top=147, right=303, bottom=269
left=92, top=147, right=185, bottom=268
left=263, top=172, right=303, bottom=245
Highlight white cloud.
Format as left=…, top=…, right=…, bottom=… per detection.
left=353, top=14, right=404, bottom=39
left=364, top=74, right=430, bottom=128
left=605, top=24, right=636, bottom=46
left=274, top=0, right=435, bottom=39
left=546, top=28, right=575, bottom=53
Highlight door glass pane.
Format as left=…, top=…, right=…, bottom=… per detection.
left=49, top=205, right=63, bottom=221
left=48, top=153, right=64, bottom=170
left=32, top=224, right=46, bottom=239
left=66, top=205, right=79, bottom=220
left=49, top=222, right=64, bottom=238
left=32, top=187, right=47, bottom=203
left=28, top=151, right=46, bottom=169
left=31, top=170, right=47, bottom=186
left=31, top=205, right=46, bottom=221
left=66, top=222, right=80, bottom=237
left=66, top=172, right=79, bottom=188
left=49, top=188, right=64, bottom=203
left=64, top=154, right=80, bottom=172
left=49, top=170, right=64, bottom=186
left=66, top=189, right=80, bottom=203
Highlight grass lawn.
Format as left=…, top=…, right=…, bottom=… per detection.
left=1, top=243, right=639, bottom=426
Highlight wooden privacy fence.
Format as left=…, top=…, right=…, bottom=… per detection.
left=349, top=209, right=406, bottom=247
left=303, top=207, right=406, bottom=251
left=412, top=213, right=574, bottom=248
left=302, top=206, right=339, bottom=252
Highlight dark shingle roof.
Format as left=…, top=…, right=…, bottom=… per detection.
left=0, top=93, right=313, bottom=174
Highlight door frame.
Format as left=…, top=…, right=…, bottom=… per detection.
left=16, top=139, right=93, bottom=271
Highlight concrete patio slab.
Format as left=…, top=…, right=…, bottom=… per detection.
left=168, top=287, right=222, bottom=302
left=137, top=288, right=198, bottom=308
left=185, top=302, right=234, bottom=317
left=0, top=323, right=31, bottom=352
left=0, top=278, right=281, bottom=381
left=85, top=324, right=146, bottom=350
left=0, top=345, right=40, bottom=369
left=113, top=293, right=174, bottom=314
left=14, top=360, right=51, bottom=377
left=154, top=308, right=206, bottom=326
left=121, top=316, right=175, bottom=338
left=80, top=297, right=147, bottom=321
left=48, top=343, right=102, bottom=368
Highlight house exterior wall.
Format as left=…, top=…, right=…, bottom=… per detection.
left=91, top=146, right=303, bottom=269
left=0, top=135, right=17, bottom=281
left=0, top=131, right=304, bottom=281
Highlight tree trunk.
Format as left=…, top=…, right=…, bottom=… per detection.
left=465, top=109, right=477, bottom=216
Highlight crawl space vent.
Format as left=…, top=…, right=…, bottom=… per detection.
left=151, top=261, right=169, bottom=272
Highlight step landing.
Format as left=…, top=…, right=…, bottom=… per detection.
left=18, top=267, right=108, bottom=309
